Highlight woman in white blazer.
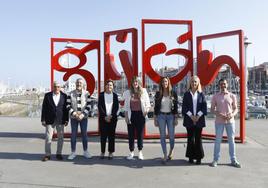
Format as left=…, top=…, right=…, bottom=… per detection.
left=123, top=76, right=151, bottom=160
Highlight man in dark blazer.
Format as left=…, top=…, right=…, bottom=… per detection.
left=41, top=81, right=68, bottom=161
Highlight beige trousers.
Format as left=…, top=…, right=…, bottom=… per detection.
left=45, top=123, right=64, bottom=156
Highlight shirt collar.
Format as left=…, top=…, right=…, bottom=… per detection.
left=190, top=90, right=198, bottom=96
left=105, top=91, right=113, bottom=95
left=76, top=90, right=82, bottom=94
left=53, top=92, right=60, bottom=96
left=220, top=90, right=229, bottom=95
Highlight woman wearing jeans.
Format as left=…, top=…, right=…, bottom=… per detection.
left=154, top=77, right=178, bottom=164
left=123, top=76, right=151, bottom=160
left=66, top=78, right=92, bottom=160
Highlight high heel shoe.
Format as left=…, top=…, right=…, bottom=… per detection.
left=161, top=156, right=167, bottom=165
left=189, top=158, right=194, bottom=164
left=167, top=149, right=174, bottom=161
left=196, top=159, right=201, bottom=165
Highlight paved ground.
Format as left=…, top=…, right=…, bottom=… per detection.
left=0, top=117, right=267, bottom=188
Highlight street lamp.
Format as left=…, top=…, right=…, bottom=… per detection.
left=244, top=36, right=252, bottom=119
left=65, top=41, right=74, bottom=91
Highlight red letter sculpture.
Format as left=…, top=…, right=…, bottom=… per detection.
left=104, top=28, right=138, bottom=87
left=142, top=19, right=193, bottom=85
left=51, top=38, right=100, bottom=95
left=197, top=30, right=245, bottom=142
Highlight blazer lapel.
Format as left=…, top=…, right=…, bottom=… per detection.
left=49, top=92, right=56, bottom=108
left=58, top=92, right=64, bottom=106
left=196, top=92, right=201, bottom=110
left=102, top=93, right=107, bottom=115
left=188, top=91, right=193, bottom=113
left=112, top=92, right=118, bottom=115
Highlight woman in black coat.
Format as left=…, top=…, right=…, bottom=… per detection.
left=182, top=76, right=207, bottom=164
left=98, top=79, right=119, bottom=159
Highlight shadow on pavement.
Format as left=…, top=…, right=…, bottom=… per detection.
left=61, top=155, right=212, bottom=168
left=0, top=152, right=235, bottom=168
left=0, top=152, right=44, bottom=161
left=0, top=132, right=44, bottom=139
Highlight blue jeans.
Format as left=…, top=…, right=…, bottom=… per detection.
left=157, top=114, right=175, bottom=155
left=213, top=123, right=236, bottom=162
left=70, top=118, right=88, bottom=152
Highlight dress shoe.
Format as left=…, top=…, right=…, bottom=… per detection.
left=196, top=159, right=201, bottom=165
left=189, top=158, right=194, bottom=164
left=100, top=153, right=105, bottom=159
left=56, top=154, right=63, bottom=160
left=161, top=156, right=167, bottom=165
left=42, top=156, right=50, bottom=162
left=167, top=150, right=174, bottom=161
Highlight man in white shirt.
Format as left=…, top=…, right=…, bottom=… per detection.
left=41, top=81, right=68, bottom=161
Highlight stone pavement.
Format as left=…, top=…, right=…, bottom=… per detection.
left=0, top=117, right=267, bottom=188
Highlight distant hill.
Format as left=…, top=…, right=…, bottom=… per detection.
left=0, top=93, right=43, bottom=117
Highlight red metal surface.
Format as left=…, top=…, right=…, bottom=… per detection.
left=103, top=28, right=139, bottom=137
left=50, top=21, right=245, bottom=143
left=51, top=38, right=101, bottom=137
left=104, top=28, right=138, bottom=87
left=142, top=19, right=193, bottom=85
left=142, top=19, right=193, bottom=139
left=51, top=38, right=100, bottom=95
left=196, top=30, right=245, bottom=143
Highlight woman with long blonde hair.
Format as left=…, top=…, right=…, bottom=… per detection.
left=182, top=75, right=207, bottom=164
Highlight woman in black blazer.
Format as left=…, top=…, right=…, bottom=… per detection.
left=98, top=79, right=119, bottom=159
left=182, top=76, right=207, bottom=164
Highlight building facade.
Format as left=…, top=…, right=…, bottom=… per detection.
left=248, top=62, right=268, bottom=93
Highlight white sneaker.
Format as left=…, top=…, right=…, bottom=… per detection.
left=68, top=152, right=76, bottom=160
left=83, top=151, right=92, bottom=159
left=108, top=152, right=113, bottom=160
left=210, top=161, right=218, bottom=167
left=231, top=161, right=241, bottom=168
left=126, top=152, right=134, bottom=160
left=138, top=150, right=144, bottom=160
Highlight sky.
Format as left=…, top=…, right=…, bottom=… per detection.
left=0, top=0, right=267, bottom=88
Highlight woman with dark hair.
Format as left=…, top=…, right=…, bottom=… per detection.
left=154, top=77, right=178, bottom=164
left=123, top=76, right=151, bottom=160
left=182, top=75, right=207, bottom=164
left=98, top=79, right=119, bottom=159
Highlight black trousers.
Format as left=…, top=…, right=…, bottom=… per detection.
left=100, top=120, right=117, bottom=153
left=186, top=126, right=204, bottom=160
left=128, top=111, right=145, bottom=151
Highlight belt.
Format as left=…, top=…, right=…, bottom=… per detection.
left=160, top=112, right=172, bottom=115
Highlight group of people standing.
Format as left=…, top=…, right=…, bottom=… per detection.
left=41, top=76, right=241, bottom=168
